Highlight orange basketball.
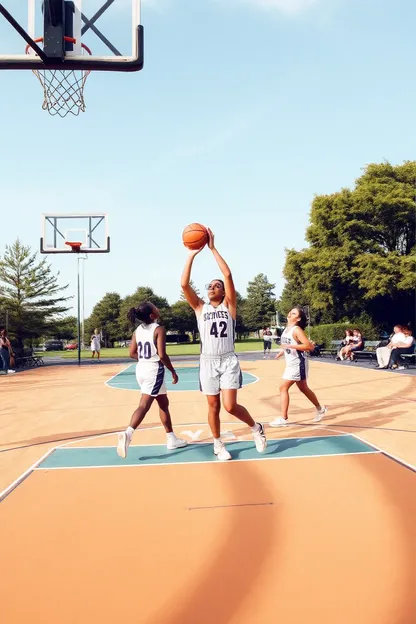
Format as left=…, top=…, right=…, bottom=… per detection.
left=182, top=223, right=208, bottom=250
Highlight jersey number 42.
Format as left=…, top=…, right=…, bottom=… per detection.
left=210, top=321, right=227, bottom=338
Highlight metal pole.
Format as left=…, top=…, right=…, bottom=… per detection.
left=81, top=258, right=85, bottom=350
left=5, top=310, right=8, bottom=332
left=77, top=257, right=81, bottom=366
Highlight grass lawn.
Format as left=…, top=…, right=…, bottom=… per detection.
left=39, top=340, right=270, bottom=359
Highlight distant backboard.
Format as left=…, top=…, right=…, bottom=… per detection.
left=41, top=213, right=110, bottom=253
left=0, top=1, right=143, bottom=71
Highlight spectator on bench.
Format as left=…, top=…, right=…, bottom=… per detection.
left=390, top=326, right=414, bottom=370
left=337, top=329, right=353, bottom=360
left=0, top=329, right=16, bottom=374
left=375, top=324, right=404, bottom=369
left=339, top=328, right=363, bottom=361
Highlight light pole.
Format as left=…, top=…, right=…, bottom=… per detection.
left=76, top=255, right=87, bottom=365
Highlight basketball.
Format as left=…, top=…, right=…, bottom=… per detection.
left=182, top=223, right=208, bottom=250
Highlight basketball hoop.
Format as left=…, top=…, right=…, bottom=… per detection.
left=65, top=241, right=83, bottom=253
left=25, top=37, right=92, bottom=118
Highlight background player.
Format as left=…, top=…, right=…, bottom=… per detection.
left=270, top=306, right=327, bottom=426
left=117, top=302, right=187, bottom=458
left=181, top=228, right=267, bottom=461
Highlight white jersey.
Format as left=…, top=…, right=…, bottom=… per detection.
left=281, top=325, right=308, bottom=381
left=197, top=302, right=235, bottom=356
left=135, top=323, right=160, bottom=364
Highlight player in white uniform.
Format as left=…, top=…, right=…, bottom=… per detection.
left=181, top=228, right=267, bottom=461
left=91, top=329, right=101, bottom=359
left=270, top=306, right=327, bottom=426
left=117, top=302, right=187, bottom=458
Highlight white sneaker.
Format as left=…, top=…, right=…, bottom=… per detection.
left=214, top=440, right=232, bottom=461
left=314, top=405, right=327, bottom=422
left=117, top=432, right=131, bottom=459
left=167, top=436, right=188, bottom=450
left=269, top=416, right=288, bottom=427
left=7, top=369, right=16, bottom=374
left=252, top=423, right=267, bottom=453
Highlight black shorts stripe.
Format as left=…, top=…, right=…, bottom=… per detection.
left=299, top=352, right=306, bottom=380
left=151, top=362, right=165, bottom=395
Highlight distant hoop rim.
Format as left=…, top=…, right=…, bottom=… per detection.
left=65, top=241, right=83, bottom=252
left=25, top=37, right=92, bottom=57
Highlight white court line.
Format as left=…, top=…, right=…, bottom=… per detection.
left=0, top=447, right=56, bottom=502
left=0, top=422, right=353, bottom=501
left=34, top=450, right=380, bottom=471
left=104, top=364, right=132, bottom=387
left=318, top=424, right=416, bottom=472
left=50, top=432, right=351, bottom=450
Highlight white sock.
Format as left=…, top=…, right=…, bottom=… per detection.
left=167, top=432, right=176, bottom=440
left=251, top=423, right=260, bottom=433
left=126, top=426, right=134, bottom=439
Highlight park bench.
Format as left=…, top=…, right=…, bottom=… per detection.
left=351, top=340, right=381, bottom=362
left=14, top=348, right=44, bottom=369
left=319, top=340, right=342, bottom=358
left=399, top=344, right=416, bottom=369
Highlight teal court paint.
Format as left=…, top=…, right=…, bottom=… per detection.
left=106, top=364, right=258, bottom=392
left=38, top=435, right=378, bottom=470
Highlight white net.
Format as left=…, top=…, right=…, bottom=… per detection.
left=31, top=67, right=90, bottom=117
left=26, top=38, right=91, bottom=118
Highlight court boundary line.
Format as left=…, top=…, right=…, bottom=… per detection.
left=34, top=449, right=380, bottom=471
left=0, top=447, right=56, bottom=503
left=319, top=425, right=416, bottom=473
left=52, top=432, right=352, bottom=449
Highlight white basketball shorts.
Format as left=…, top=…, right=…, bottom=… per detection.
left=136, top=361, right=167, bottom=397
left=199, top=352, right=242, bottom=395
left=282, top=356, right=308, bottom=381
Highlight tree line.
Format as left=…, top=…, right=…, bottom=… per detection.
left=0, top=240, right=276, bottom=346
left=1, top=161, right=414, bottom=347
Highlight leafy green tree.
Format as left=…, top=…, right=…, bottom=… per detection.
left=170, top=300, right=198, bottom=340
left=281, top=161, right=416, bottom=328
left=0, top=239, right=70, bottom=346
left=180, top=280, right=200, bottom=301
left=242, top=274, right=276, bottom=332
left=52, top=315, right=78, bottom=340
left=119, top=287, right=171, bottom=336
left=85, top=292, right=123, bottom=347
left=235, top=291, right=248, bottom=339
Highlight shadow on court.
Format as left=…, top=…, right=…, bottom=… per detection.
left=148, top=460, right=277, bottom=624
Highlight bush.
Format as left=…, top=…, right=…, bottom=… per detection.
left=310, top=322, right=379, bottom=348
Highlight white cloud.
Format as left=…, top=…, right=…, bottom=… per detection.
left=228, top=0, right=319, bottom=15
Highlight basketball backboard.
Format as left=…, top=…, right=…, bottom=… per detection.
left=41, top=213, right=110, bottom=253
left=0, top=1, right=143, bottom=71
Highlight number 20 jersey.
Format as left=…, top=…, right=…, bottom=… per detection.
left=197, top=302, right=235, bottom=356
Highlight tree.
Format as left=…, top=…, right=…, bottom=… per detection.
left=85, top=292, right=123, bottom=347
left=0, top=239, right=70, bottom=346
left=235, top=291, right=248, bottom=339
left=180, top=280, right=200, bottom=301
left=52, top=315, right=78, bottom=340
left=242, top=274, right=276, bottom=332
left=170, top=300, right=198, bottom=340
left=118, top=287, right=172, bottom=337
left=281, top=161, right=416, bottom=328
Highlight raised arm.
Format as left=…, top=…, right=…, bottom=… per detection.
left=207, top=229, right=236, bottom=316
left=181, top=248, right=205, bottom=312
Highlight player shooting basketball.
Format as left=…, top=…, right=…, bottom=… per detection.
left=181, top=227, right=267, bottom=461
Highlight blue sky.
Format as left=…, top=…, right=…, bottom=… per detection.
left=1, top=0, right=415, bottom=317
